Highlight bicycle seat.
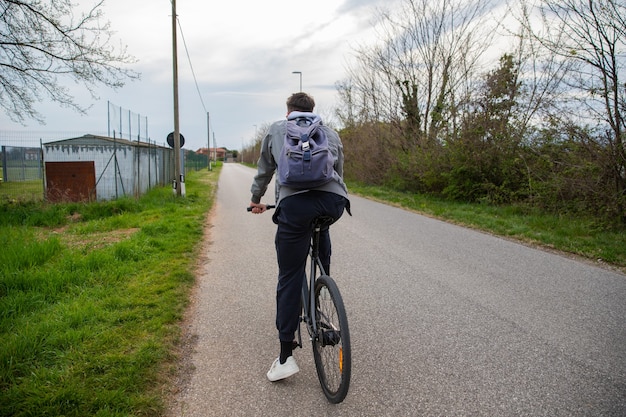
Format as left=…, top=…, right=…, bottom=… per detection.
left=313, top=216, right=335, bottom=229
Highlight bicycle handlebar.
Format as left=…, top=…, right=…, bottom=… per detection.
left=246, top=205, right=276, bottom=212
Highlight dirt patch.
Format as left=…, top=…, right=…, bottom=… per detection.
left=41, top=227, right=140, bottom=251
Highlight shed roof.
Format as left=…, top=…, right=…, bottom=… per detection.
left=43, top=134, right=170, bottom=150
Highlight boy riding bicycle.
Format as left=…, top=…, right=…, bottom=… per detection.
left=249, top=92, right=350, bottom=381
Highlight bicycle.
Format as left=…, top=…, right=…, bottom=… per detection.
left=247, top=204, right=352, bottom=403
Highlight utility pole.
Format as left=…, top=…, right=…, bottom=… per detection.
left=213, top=132, right=217, bottom=164
left=207, top=112, right=211, bottom=170
left=172, top=0, right=182, bottom=196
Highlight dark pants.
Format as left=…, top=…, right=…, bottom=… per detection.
left=272, top=191, right=348, bottom=342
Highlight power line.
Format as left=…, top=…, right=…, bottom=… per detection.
left=176, top=15, right=208, bottom=114
left=168, top=1, right=212, bottom=156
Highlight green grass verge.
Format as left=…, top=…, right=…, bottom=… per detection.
left=0, top=167, right=219, bottom=417
left=348, top=182, right=626, bottom=269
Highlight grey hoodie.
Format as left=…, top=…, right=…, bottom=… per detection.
left=250, top=111, right=348, bottom=205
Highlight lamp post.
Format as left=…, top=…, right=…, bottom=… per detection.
left=292, top=71, right=302, bottom=92
left=253, top=125, right=258, bottom=163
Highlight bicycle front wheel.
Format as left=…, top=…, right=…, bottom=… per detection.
left=312, top=275, right=351, bottom=403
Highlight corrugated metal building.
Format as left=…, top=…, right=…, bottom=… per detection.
left=43, top=134, right=175, bottom=202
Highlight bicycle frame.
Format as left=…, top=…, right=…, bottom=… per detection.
left=298, top=218, right=332, bottom=347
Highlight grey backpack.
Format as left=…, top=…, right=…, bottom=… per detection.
left=278, top=117, right=335, bottom=190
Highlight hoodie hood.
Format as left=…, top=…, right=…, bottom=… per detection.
left=287, top=111, right=322, bottom=126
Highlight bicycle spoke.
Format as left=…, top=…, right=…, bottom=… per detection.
left=312, top=276, right=351, bottom=403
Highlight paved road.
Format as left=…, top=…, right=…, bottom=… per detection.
left=167, top=163, right=626, bottom=416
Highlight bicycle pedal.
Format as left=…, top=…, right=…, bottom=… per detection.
left=320, top=330, right=341, bottom=347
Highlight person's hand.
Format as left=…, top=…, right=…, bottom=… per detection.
left=249, top=202, right=267, bottom=214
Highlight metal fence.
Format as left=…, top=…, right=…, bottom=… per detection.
left=1, top=145, right=43, bottom=182
left=108, top=101, right=149, bottom=142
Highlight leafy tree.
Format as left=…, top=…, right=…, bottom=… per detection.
left=446, top=54, right=525, bottom=203
left=0, top=0, right=139, bottom=124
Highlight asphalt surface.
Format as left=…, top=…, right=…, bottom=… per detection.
left=167, top=163, right=626, bottom=416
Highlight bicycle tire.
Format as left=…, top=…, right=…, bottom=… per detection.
left=312, top=275, right=351, bottom=403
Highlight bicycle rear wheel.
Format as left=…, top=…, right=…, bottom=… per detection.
left=312, top=275, right=351, bottom=403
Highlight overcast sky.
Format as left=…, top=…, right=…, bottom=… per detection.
left=1, top=0, right=399, bottom=151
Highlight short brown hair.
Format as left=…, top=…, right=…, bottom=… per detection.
left=286, top=92, right=315, bottom=112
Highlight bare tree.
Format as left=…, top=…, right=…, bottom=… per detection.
left=339, top=0, right=500, bottom=144
left=0, top=0, right=139, bottom=124
left=523, top=0, right=626, bottom=221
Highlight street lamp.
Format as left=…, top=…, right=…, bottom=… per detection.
left=253, top=125, right=258, bottom=162
left=292, top=71, right=302, bottom=92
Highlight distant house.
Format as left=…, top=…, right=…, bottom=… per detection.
left=43, top=134, right=174, bottom=202
left=24, top=148, right=41, bottom=161
left=196, top=147, right=227, bottom=160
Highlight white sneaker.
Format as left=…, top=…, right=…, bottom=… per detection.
left=266, top=356, right=299, bottom=382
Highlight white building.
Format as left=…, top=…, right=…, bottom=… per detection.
left=43, top=134, right=174, bottom=202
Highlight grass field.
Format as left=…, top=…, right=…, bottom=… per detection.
left=0, top=159, right=43, bottom=181
left=0, top=167, right=219, bottom=417
left=0, top=179, right=44, bottom=202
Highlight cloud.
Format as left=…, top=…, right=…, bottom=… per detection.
left=1, top=0, right=397, bottom=151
